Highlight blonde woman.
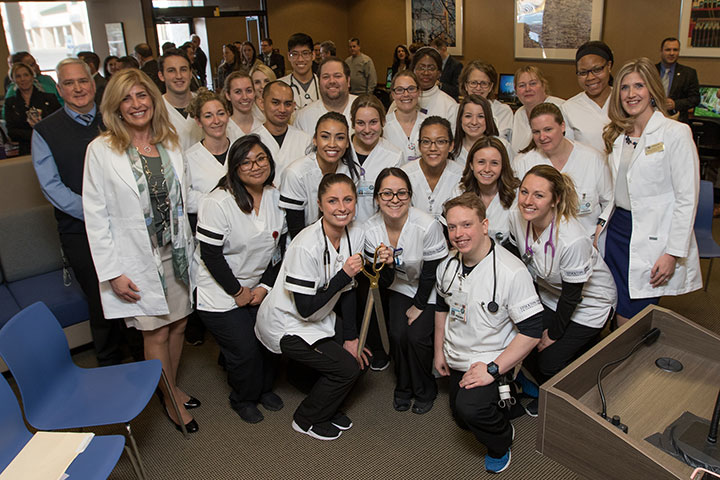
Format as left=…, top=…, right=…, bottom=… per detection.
left=250, top=62, right=276, bottom=122
left=83, top=69, right=198, bottom=434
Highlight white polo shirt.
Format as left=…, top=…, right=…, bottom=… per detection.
left=279, top=152, right=353, bottom=226
left=491, top=99, right=514, bottom=144
left=226, top=116, right=264, bottom=144
left=508, top=211, right=617, bottom=329
left=184, top=141, right=228, bottom=214
left=352, top=138, right=403, bottom=223
left=436, top=244, right=544, bottom=371
left=402, top=159, right=463, bottom=222
left=561, top=90, right=610, bottom=154
left=255, top=124, right=311, bottom=185
left=255, top=220, right=364, bottom=354
left=452, top=136, right=513, bottom=168
left=363, top=207, right=448, bottom=302
left=513, top=140, right=613, bottom=237
left=194, top=186, right=286, bottom=312
left=383, top=110, right=427, bottom=163
left=293, top=95, right=358, bottom=135
left=510, top=95, right=569, bottom=154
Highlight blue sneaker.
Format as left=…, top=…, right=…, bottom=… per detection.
left=515, top=371, right=539, bottom=399
left=485, top=449, right=511, bottom=474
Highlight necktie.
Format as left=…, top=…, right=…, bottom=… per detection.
left=78, top=113, right=93, bottom=126
left=662, top=69, right=671, bottom=95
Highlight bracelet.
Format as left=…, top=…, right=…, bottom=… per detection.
left=596, top=218, right=606, bottom=227
left=232, top=286, right=244, bottom=298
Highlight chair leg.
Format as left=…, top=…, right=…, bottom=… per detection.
left=125, top=423, right=149, bottom=480
left=124, top=444, right=145, bottom=480
left=160, top=369, right=189, bottom=439
left=705, top=258, right=714, bottom=292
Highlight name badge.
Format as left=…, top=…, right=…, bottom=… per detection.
left=645, top=142, right=665, bottom=155
left=448, top=291, right=468, bottom=323
left=357, top=179, right=374, bottom=196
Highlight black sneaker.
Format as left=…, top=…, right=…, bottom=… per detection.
left=237, top=404, right=264, bottom=424
left=370, top=355, right=390, bottom=371
left=412, top=399, right=434, bottom=415
left=393, top=397, right=411, bottom=412
left=292, top=420, right=341, bottom=440
left=524, top=399, right=538, bottom=417
left=259, top=392, right=284, bottom=411
left=331, top=412, right=353, bottom=430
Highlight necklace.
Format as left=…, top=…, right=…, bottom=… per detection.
left=135, top=144, right=152, bottom=154
left=624, top=135, right=638, bottom=149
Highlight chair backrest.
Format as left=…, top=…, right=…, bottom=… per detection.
left=695, top=180, right=714, bottom=233
left=0, top=302, right=74, bottom=417
left=0, top=374, right=32, bottom=472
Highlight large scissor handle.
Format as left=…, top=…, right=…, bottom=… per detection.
left=360, top=245, right=386, bottom=288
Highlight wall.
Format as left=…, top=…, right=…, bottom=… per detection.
left=85, top=0, right=146, bottom=61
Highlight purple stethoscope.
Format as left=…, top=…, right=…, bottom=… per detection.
left=522, top=216, right=556, bottom=277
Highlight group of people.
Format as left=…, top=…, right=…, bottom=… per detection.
left=21, top=29, right=703, bottom=475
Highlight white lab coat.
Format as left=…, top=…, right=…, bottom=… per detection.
left=387, top=85, right=458, bottom=131
left=226, top=116, right=264, bottom=143
left=163, top=96, right=202, bottom=151
left=491, top=99, right=514, bottom=144
left=603, top=111, right=702, bottom=298
left=511, top=95, right=571, bottom=154
left=351, top=137, right=403, bottom=223
left=293, top=95, right=358, bottom=135
left=561, top=90, right=610, bottom=154
left=383, top=110, right=427, bottom=163
left=279, top=73, right=320, bottom=110
left=184, top=141, right=227, bottom=214
left=452, top=136, right=513, bottom=168
left=255, top=124, right=311, bottom=184
left=83, top=136, right=195, bottom=319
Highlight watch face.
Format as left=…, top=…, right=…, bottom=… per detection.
left=487, top=362, right=499, bottom=376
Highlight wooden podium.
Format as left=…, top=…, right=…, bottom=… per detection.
left=536, top=305, right=720, bottom=479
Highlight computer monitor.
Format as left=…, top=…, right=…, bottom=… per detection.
left=694, top=85, right=720, bottom=119
left=386, top=67, right=393, bottom=89
left=497, top=73, right=516, bottom=104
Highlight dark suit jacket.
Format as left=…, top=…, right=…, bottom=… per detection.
left=655, top=62, right=700, bottom=123
left=93, top=72, right=107, bottom=107
left=193, top=47, right=207, bottom=86
left=262, top=51, right=285, bottom=78
left=4, top=88, right=62, bottom=155
left=440, top=55, right=463, bottom=101
left=141, top=59, right=166, bottom=94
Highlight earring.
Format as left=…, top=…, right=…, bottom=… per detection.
left=651, top=97, right=656, bottom=107
left=118, top=112, right=124, bottom=120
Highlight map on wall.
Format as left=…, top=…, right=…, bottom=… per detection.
left=406, top=0, right=464, bottom=55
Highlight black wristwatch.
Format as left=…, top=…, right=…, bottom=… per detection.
left=486, top=361, right=501, bottom=380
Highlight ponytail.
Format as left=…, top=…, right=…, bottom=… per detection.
left=523, top=164, right=578, bottom=223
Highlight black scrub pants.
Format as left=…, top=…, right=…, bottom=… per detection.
left=388, top=291, right=437, bottom=403
left=60, top=232, right=134, bottom=366
left=279, top=335, right=360, bottom=429
left=197, top=305, right=276, bottom=411
left=449, top=369, right=512, bottom=458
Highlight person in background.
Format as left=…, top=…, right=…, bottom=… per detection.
left=601, top=57, right=701, bottom=326
left=459, top=61, right=513, bottom=143
left=279, top=33, right=319, bottom=110
left=250, top=62, right=276, bottom=122
left=431, top=36, right=462, bottom=101
left=511, top=66, right=570, bottom=154
left=134, top=43, right=165, bottom=94
left=562, top=41, right=614, bottom=153
left=77, top=51, right=107, bottom=106
left=406, top=47, right=458, bottom=127
left=4, top=51, right=62, bottom=109
left=239, top=41, right=263, bottom=75
left=655, top=37, right=700, bottom=124
left=384, top=71, right=426, bottom=163
left=224, top=72, right=263, bottom=141
left=217, top=44, right=241, bottom=92
left=117, top=56, right=140, bottom=71
left=320, top=41, right=337, bottom=60
left=161, top=42, right=176, bottom=56
left=345, top=37, right=377, bottom=95
left=179, top=42, right=202, bottom=92
left=83, top=68, right=199, bottom=434
left=191, top=34, right=208, bottom=87
left=452, top=94, right=512, bottom=167
left=103, top=55, right=120, bottom=80
left=312, top=42, right=322, bottom=74
left=4, top=62, right=61, bottom=155
left=260, top=38, right=285, bottom=78
left=159, top=49, right=202, bottom=151
left=391, top=45, right=412, bottom=79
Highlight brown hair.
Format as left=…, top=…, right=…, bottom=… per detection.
left=186, top=87, right=228, bottom=119
left=459, top=61, right=498, bottom=98
left=350, top=94, right=387, bottom=128
left=520, top=102, right=565, bottom=153
left=521, top=165, right=578, bottom=222
left=460, top=136, right=519, bottom=209
left=443, top=192, right=487, bottom=223
left=453, top=94, right=499, bottom=159
left=514, top=65, right=551, bottom=96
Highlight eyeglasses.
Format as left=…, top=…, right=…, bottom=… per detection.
left=415, top=65, right=438, bottom=73
left=288, top=50, right=312, bottom=59
left=419, top=138, right=450, bottom=148
left=576, top=63, right=608, bottom=78
left=239, top=156, right=269, bottom=171
left=378, top=189, right=410, bottom=201
left=391, top=85, right=418, bottom=95
left=466, top=80, right=492, bottom=89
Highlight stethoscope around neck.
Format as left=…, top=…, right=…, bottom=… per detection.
left=522, top=216, right=556, bottom=277
left=320, top=219, right=351, bottom=291
left=438, top=240, right=498, bottom=313
left=289, top=74, right=319, bottom=103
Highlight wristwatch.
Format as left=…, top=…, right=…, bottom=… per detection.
left=486, top=361, right=501, bottom=380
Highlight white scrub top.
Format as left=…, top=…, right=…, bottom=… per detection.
left=561, top=90, right=610, bottom=154
left=352, top=138, right=403, bottom=223
left=255, top=124, right=311, bottom=186
left=194, top=186, right=286, bottom=312
left=511, top=95, right=570, bottom=154
left=255, top=220, right=364, bottom=354
left=436, top=244, right=544, bottom=371
left=491, top=99, right=514, bottom=144
left=293, top=95, right=358, bottom=135
left=509, top=211, right=617, bottom=329
left=226, top=116, right=264, bottom=144
left=279, top=152, right=353, bottom=226
left=388, top=85, right=458, bottom=131
left=513, top=140, right=613, bottom=237
left=402, top=159, right=463, bottom=222
left=383, top=110, right=427, bottom=163
left=452, top=136, right=513, bottom=168
left=279, top=73, right=320, bottom=110
left=184, top=141, right=228, bottom=214
left=363, top=207, right=448, bottom=302
left=163, top=96, right=202, bottom=152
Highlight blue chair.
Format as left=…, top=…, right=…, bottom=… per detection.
left=694, top=180, right=720, bottom=291
left=0, top=373, right=128, bottom=479
left=0, top=302, right=176, bottom=480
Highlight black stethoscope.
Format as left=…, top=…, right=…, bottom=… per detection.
left=289, top=74, right=319, bottom=103
left=438, top=240, right=498, bottom=313
left=320, top=220, right=352, bottom=291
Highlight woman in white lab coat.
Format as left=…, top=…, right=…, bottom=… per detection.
left=458, top=61, right=513, bottom=143
left=384, top=71, right=427, bottom=163
left=408, top=47, right=458, bottom=126
left=83, top=68, right=198, bottom=433
left=350, top=94, right=403, bottom=223
left=451, top=94, right=513, bottom=168
left=224, top=72, right=263, bottom=142
left=193, top=135, right=285, bottom=424
left=249, top=62, right=275, bottom=122
left=601, top=57, right=701, bottom=326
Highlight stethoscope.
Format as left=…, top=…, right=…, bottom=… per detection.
left=289, top=74, right=319, bottom=104
left=438, top=240, right=499, bottom=313
left=320, top=219, right=352, bottom=291
left=522, top=216, right=556, bottom=277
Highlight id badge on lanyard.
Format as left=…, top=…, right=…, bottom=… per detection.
left=357, top=168, right=374, bottom=196
left=448, top=291, right=468, bottom=323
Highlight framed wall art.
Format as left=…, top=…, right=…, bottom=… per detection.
left=679, top=0, right=720, bottom=58
left=514, top=0, right=604, bottom=60
left=406, top=0, right=463, bottom=55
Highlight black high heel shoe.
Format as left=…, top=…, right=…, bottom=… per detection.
left=155, top=388, right=202, bottom=409
left=164, top=406, right=199, bottom=434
